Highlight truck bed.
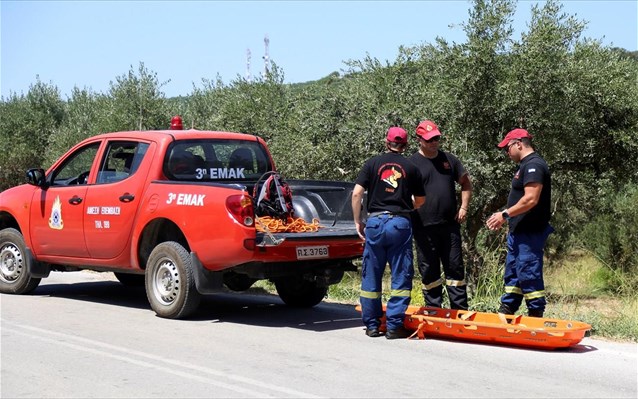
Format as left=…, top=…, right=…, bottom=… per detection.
left=256, top=221, right=358, bottom=242
left=256, top=179, right=359, bottom=243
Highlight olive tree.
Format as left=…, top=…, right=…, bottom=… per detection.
left=0, top=79, right=65, bottom=189
left=103, top=62, right=171, bottom=132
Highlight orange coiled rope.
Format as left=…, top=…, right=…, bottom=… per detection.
left=256, top=216, right=323, bottom=233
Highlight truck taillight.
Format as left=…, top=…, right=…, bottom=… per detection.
left=226, top=194, right=255, bottom=227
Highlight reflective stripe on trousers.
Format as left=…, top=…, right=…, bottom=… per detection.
left=414, top=222, right=468, bottom=309
left=360, top=214, right=413, bottom=330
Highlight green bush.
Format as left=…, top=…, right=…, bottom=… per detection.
left=579, top=183, right=638, bottom=295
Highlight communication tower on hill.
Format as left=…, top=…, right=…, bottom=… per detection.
left=246, top=48, right=252, bottom=82
left=262, top=34, right=270, bottom=78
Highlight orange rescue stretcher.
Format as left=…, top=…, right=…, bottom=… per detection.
left=356, top=305, right=592, bottom=349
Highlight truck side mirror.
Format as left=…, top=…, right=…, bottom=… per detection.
left=26, top=168, right=47, bottom=188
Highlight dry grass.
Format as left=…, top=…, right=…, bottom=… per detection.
left=546, top=252, right=605, bottom=296
left=543, top=254, right=637, bottom=342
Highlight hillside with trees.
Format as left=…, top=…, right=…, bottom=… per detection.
left=1, top=0, right=636, bottom=339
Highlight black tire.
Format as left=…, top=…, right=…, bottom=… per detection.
left=114, top=272, right=145, bottom=287
left=145, top=242, right=201, bottom=319
left=0, top=228, right=41, bottom=294
left=275, top=276, right=328, bottom=308
left=223, top=272, right=257, bottom=292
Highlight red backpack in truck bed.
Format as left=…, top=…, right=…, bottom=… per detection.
left=253, top=172, right=294, bottom=222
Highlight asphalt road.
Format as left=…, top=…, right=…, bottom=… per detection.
left=1, top=271, right=636, bottom=398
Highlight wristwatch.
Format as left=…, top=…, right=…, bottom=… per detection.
left=502, top=211, right=510, bottom=221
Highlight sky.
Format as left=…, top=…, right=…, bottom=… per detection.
left=1, top=0, right=637, bottom=99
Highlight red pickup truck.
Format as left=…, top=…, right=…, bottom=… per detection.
left=0, top=117, right=363, bottom=318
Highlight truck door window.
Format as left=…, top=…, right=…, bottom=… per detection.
left=97, top=141, right=149, bottom=184
left=51, top=143, right=100, bottom=186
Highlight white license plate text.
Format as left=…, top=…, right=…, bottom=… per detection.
left=296, top=245, right=329, bottom=259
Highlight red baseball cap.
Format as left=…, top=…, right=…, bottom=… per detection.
left=497, top=128, right=533, bottom=148
left=386, top=127, right=408, bottom=144
left=416, top=120, right=441, bottom=140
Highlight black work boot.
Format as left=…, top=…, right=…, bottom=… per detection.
left=528, top=309, right=544, bottom=318
left=422, top=287, right=443, bottom=308
left=497, top=303, right=515, bottom=324
left=498, top=303, right=515, bottom=315
left=385, top=326, right=412, bottom=340
left=448, top=286, right=469, bottom=310
left=365, top=327, right=381, bottom=338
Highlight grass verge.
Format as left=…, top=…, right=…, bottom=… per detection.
left=252, top=253, right=636, bottom=342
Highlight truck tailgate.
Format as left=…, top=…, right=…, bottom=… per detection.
left=257, top=225, right=359, bottom=241
left=254, top=222, right=362, bottom=263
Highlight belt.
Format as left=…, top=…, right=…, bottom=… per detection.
left=368, top=211, right=409, bottom=219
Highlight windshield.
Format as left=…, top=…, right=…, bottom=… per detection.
left=164, top=139, right=272, bottom=181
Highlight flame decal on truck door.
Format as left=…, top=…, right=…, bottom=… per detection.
left=48, top=196, right=64, bottom=230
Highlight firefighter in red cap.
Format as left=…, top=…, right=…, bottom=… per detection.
left=486, top=128, right=553, bottom=318
left=409, top=120, right=473, bottom=310
left=352, top=127, right=425, bottom=339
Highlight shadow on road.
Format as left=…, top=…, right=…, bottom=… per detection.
left=414, top=333, right=598, bottom=353
left=33, top=280, right=150, bottom=309
left=197, top=292, right=363, bottom=332
left=30, top=279, right=363, bottom=333
left=27, top=278, right=597, bottom=351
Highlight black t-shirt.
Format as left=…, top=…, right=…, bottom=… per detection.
left=409, top=150, right=465, bottom=226
left=507, top=152, right=552, bottom=233
left=355, top=152, right=425, bottom=214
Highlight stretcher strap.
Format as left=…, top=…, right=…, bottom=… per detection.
left=459, top=311, right=476, bottom=321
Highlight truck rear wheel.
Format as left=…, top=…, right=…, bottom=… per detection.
left=145, top=241, right=201, bottom=319
left=0, top=228, right=41, bottom=294
left=275, top=276, right=328, bottom=308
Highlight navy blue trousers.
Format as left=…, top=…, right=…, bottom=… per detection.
left=360, top=215, right=413, bottom=331
left=500, top=224, right=554, bottom=315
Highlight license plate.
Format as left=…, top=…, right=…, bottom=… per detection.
left=296, top=245, right=329, bottom=259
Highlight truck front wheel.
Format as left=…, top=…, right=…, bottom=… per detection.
left=275, top=276, right=328, bottom=308
left=0, top=228, right=41, bottom=294
left=145, top=242, right=201, bottom=319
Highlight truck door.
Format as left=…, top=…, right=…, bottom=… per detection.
left=83, top=140, right=153, bottom=259
left=29, top=142, right=100, bottom=257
